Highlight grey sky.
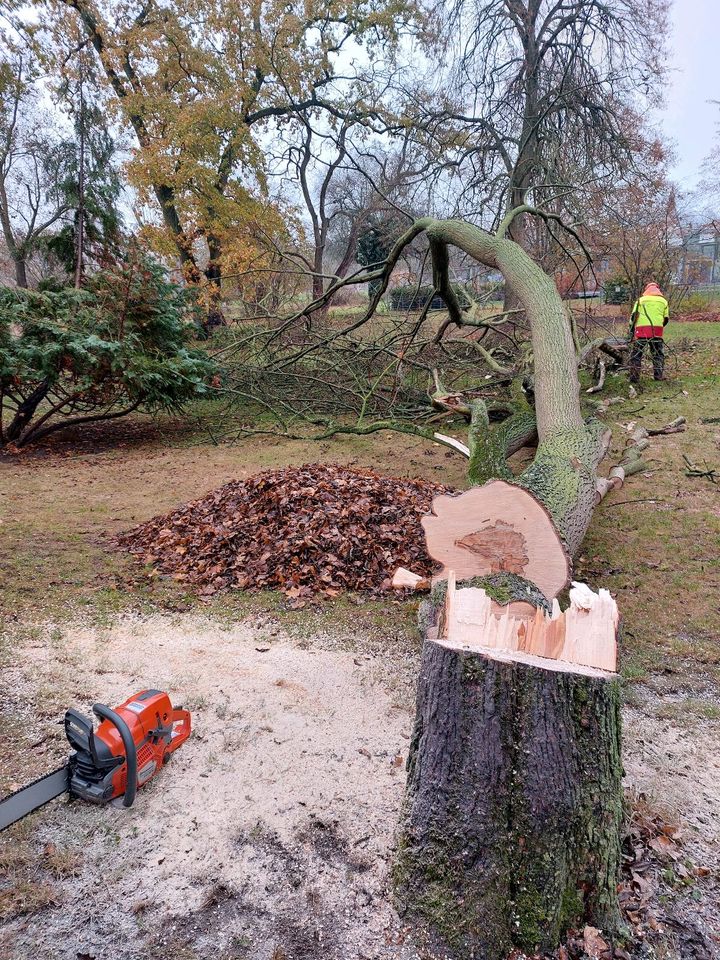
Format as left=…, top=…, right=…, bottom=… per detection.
left=664, top=0, right=718, bottom=186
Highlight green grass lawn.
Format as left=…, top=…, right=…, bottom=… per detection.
left=1, top=323, right=718, bottom=690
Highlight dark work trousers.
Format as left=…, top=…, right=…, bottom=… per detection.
left=629, top=337, right=664, bottom=382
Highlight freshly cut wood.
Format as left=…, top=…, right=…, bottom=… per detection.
left=595, top=420, right=655, bottom=503
left=441, top=573, right=618, bottom=672
left=396, top=628, right=623, bottom=959
left=627, top=425, right=649, bottom=445
left=391, top=567, right=430, bottom=591
left=421, top=480, right=570, bottom=600
left=432, top=432, right=470, bottom=457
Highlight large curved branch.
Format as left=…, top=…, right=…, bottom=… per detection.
left=420, top=219, right=583, bottom=441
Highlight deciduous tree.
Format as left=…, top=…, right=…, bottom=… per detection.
left=43, top=0, right=415, bottom=321
left=0, top=52, right=72, bottom=287
left=422, top=0, right=668, bottom=250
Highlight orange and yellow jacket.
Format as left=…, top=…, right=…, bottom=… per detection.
left=630, top=287, right=669, bottom=339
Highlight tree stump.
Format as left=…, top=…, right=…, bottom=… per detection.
left=395, top=584, right=623, bottom=959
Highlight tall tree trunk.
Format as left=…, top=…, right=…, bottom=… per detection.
left=74, top=65, right=86, bottom=289
left=204, top=234, right=225, bottom=330
left=14, top=255, right=28, bottom=289
left=311, top=265, right=328, bottom=324
left=376, top=219, right=621, bottom=957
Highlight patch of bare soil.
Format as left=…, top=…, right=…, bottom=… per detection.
left=0, top=411, right=194, bottom=461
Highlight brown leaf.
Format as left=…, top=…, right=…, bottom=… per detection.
left=117, top=464, right=452, bottom=598
left=649, top=835, right=680, bottom=860
left=583, top=925, right=609, bottom=958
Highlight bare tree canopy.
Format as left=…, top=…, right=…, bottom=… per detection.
left=412, top=0, right=669, bottom=246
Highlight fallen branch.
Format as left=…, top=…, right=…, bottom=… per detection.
left=648, top=416, right=687, bottom=436
left=595, top=396, right=625, bottom=414
left=683, top=455, right=718, bottom=484
left=586, top=359, right=606, bottom=394
left=599, top=339, right=629, bottom=364
left=604, top=497, right=672, bottom=508
left=595, top=428, right=650, bottom=503
left=433, top=431, right=470, bottom=457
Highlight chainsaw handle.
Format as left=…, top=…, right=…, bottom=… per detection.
left=93, top=704, right=137, bottom=808
left=166, top=708, right=192, bottom=755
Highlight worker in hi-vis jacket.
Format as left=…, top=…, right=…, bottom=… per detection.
left=628, top=282, right=669, bottom=383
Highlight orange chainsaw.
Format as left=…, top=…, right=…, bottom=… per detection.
left=0, top=690, right=191, bottom=831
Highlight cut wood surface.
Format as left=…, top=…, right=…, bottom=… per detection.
left=421, top=479, right=570, bottom=600
left=442, top=572, right=618, bottom=672
left=391, top=567, right=430, bottom=591
left=432, top=431, right=470, bottom=457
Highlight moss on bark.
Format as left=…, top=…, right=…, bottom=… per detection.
left=396, top=640, right=623, bottom=959
left=429, top=572, right=551, bottom=613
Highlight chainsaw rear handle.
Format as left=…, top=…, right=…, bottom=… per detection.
left=93, top=704, right=137, bottom=808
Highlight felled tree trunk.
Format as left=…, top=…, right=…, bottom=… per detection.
left=396, top=581, right=623, bottom=958
left=370, top=218, right=610, bottom=555
left=376, top=219, right=625, bottom=956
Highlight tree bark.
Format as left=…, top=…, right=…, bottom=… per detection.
left=373, top=220, right=625, bottom=958
left=204, top=236, right=226, bottom=330
left=4, top=380, right=49, bottom=442
left=14, top=255, right=28, bottom=289
left=420, top=219, right=608, bottom=555
left=396, top=630, right=623, bottom=959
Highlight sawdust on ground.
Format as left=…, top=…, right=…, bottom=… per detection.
left=0, top=614, right=420, bottom=960
left=1, top=613, right=720, bottom=959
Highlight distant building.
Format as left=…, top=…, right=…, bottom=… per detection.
left=676, top=228, right=720, bottom=285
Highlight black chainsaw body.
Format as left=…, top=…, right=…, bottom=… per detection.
left=64, top=706, right=137, bottom=805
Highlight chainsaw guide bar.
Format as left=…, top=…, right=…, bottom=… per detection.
left=0, top=765, right=70, bottom=831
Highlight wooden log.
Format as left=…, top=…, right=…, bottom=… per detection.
left=595, top=425, right=653, bottom=503
left=421, top=480, right=571, bottom=600
left=648, top=416, right=687, bottom=435
left=599, top=338, right=628, bottom=363
left=395, top=624, right=623, bottom=959
left=391, top=567, right=430, bottom=591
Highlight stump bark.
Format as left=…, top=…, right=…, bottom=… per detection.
left=395, top=604, right=623, bottom=959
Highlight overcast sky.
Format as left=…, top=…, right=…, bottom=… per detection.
left=663, top=0, right=718, bottom=186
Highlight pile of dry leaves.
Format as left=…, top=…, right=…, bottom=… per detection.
left=677, top=310, right=720, bottom=323
left=118, top=463, right=451, bottom=598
